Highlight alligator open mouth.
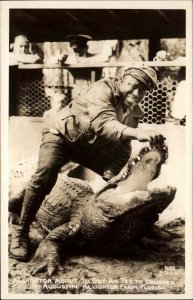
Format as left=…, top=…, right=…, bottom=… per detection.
left=96, top=135, right=168, bottom=196
left=116, top=134, right=168, bottom=182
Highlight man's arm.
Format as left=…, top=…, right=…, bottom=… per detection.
left=121, top=127, right=160, bottom=142
left=86, top=81, right=131, bottom=142
left=86, top=81, right=158, bottom=143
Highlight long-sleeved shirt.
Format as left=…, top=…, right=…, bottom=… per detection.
left=55, top=78, right=143, bottom=147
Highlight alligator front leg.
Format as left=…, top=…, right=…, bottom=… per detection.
left=30, top=239, right=60, bottom=276
left=30, top=220, right=81, bottom=276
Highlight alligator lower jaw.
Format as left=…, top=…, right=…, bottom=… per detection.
left=96, top=137, right=168, bottom=197
left=110, top=144, right=168, bottom=186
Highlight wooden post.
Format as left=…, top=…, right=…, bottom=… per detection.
left=91, top=70, right=96, bottom=83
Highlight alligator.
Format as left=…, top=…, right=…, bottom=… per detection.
left=9, top=135, right=176, bottom=276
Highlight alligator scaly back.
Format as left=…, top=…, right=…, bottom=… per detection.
left=36, top=176, right=93, bottom=232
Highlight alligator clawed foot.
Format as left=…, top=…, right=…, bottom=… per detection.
left=139, top=236, right=166, bottom=251
left=149, top=186, right=177, bottom=198
left=146, top=225, right=173, bottom=241
left=163, top=231, right=183, bottom=239
left=29, top=239, right=60, bottom=276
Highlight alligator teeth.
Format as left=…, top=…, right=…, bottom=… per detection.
left=132, top=161, right=136, bottom=166
left=121, top=172, right=127, bottom=179
left=137, top=155, right=141, bottom=161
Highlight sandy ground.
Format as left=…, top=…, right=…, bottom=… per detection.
left=7, top=121, right=188, bottom=295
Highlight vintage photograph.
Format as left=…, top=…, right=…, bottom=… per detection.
left=1, top=0, right=192, bottom=298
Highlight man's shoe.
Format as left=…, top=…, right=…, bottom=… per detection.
left=9, top=225, right=30, bottom=261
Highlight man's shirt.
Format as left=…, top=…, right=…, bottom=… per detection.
left=55, top=78, right=143, bottom=145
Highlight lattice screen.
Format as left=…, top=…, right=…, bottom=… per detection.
left=15, top=77, right=181, bottom=124
left=140, top=79, right=178, bottom=124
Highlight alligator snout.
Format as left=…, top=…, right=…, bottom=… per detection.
left=150, top=135, right=168, bottom=163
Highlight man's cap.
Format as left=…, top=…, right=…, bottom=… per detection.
left=124, top=67, right=157, bottom=91
left=66, top=34, right=92, bottom=48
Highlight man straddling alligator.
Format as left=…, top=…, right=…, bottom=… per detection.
left=10, top=66, right=167, bottom=261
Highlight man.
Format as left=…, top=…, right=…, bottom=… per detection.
left=10, top=66, right=162, bottom=261
left=43, top=92, right=66, bottom=128
left=65, top=34, right=94, bottom=64
left=65, top=34, right=110, bottom=100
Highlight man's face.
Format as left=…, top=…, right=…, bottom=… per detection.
left=72, top=45, right=88, bottom=57
left=119, top=75, right=148, bottom=109
left=14, top=37, right=29, bottom=55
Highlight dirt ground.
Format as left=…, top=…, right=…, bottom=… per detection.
left=8, top=218, right=185, bottom=295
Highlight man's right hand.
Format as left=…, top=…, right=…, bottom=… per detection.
left=121, top=127, right=166, bottom=143
left=136, top=130, right=164, bottom=142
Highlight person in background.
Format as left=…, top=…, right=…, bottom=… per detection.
left=153, top=51, right=186, bottom=125
left=63, top=34, right=111, bottom=100
left=65, top=34, right=110, bottom=64
left=170, top=67, right=186, bottom=125
left=43, top=93, right=66, bottom=128
left=65, top=34, right=94, bottom=64
left=9, top=66, right=166, bottom=261
left=9, top=35, right=42, bottom=65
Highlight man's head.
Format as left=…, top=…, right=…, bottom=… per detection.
left=13, top=35, right=30, bottom=55
left=119, top=67, right=157, bottom=109
left=67, top=34, right=92, bottom=56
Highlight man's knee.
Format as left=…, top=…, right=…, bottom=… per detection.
left=29, top=162, right=61, bottom=193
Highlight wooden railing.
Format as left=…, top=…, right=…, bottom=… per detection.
left=18, top=60, right=186, bottom=69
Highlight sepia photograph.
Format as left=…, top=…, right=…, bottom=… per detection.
left=1, top=0, right=192, bottom=299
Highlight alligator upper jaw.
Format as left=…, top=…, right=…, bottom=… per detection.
left=110, top=136, right=168, bottom=186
